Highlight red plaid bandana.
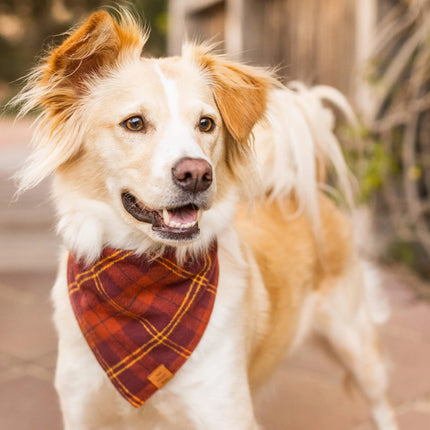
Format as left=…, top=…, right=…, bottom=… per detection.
left=67, top=244, right=218, bottom=407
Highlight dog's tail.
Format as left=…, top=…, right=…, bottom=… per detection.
left=253, top=82, right=357, bottom=236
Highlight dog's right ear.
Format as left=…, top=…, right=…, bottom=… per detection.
left=14, top=10, right=147, bottom=192
left=43, top=10, right=146, bottom=101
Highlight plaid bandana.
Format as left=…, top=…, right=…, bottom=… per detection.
left=67, top=244, right=218, bottom=407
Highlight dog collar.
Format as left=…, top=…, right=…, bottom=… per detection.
left=67, top=243, right=218, bottom=407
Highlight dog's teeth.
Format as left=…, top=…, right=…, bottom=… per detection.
left=162, top=209, right=199, bottom=229
left=163, top=209, right=170, bottom=225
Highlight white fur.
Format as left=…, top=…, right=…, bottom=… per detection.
left=154, top=64, right=179, bottom=117
left=313, top=260, right=397, bottom=430
left=151, top=64, right=210, bottom=181
left=253, top=85, right=355, bottom=246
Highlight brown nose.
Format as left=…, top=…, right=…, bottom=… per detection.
left=172, top=158, right=213, bottom=192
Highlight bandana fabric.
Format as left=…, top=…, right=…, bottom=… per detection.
left=67, top=244, right=218, bottom=407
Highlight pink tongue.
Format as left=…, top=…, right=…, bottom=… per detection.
left=168, top=207, right=198, bottom=224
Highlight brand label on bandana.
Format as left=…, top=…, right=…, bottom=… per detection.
left=67, top=244, right=218, bottom=407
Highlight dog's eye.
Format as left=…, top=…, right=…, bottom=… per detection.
left=122, top=116, right=145, bottom=132
left=199, top=117, right=215, bottom=133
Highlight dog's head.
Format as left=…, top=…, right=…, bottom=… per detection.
left=16, top=10, right=272, bottom=261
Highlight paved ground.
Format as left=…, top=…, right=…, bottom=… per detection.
left=1, top=119, right=430, bottom=429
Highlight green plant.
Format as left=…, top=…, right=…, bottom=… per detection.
left=364, top=0, right=430, bottom=274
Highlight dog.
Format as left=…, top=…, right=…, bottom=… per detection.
left=15, top=9, right=398, bottom=430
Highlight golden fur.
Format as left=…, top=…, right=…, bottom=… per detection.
left=236, top=194, right=354, bottom=387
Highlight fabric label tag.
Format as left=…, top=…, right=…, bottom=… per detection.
left=148, top=364, right=174, bottom=389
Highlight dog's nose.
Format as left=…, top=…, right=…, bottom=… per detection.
left=172, top=158, right=213, bottom=192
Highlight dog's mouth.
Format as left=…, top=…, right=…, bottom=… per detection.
left=121, top=192, right=201, bottom=241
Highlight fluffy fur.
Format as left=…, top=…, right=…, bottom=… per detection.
left=15, top=10, right=398, bottom=430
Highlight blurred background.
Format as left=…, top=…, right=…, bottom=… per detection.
left=0, top=0, right=429, bottom=429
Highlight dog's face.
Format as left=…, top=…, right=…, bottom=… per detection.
left=20, top=11, right=271, bottom=260
left=71, top=57, right=225, bottom=245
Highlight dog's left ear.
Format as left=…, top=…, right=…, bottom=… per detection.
left=187, top=45, right=274, bottom=145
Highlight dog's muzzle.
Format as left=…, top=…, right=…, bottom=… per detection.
left=121, top=158, right=214, bottom=242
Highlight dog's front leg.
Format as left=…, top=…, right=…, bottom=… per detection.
left=52, top=256, right=131, bottom=430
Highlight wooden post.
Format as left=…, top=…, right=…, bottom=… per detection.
left=168, top=0, right=379, bottom=103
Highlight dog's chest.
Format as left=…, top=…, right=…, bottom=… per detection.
left=125, top=236, right=253, bottom=426
left=54, top=233, right=254, bottom=428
